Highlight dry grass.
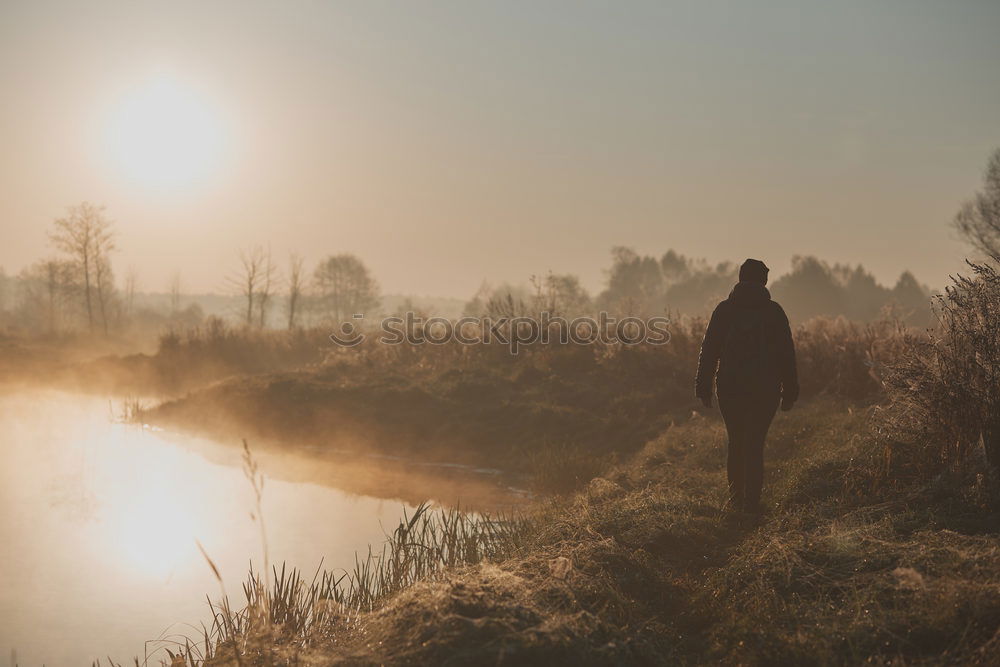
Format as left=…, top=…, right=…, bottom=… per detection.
left=879, top=259, right=1000, bottom=480
left=182, top=502, right=527, bottom=665
left=151, top=398, right=998, bottom=666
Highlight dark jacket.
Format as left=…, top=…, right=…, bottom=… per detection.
left=694, top=281, right=799, bottom=401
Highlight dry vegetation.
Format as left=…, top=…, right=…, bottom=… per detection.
left=86, top=260, right=1000, bottom=665
left=192, top=503, right=528, bottom=665
left=125, top=398, right=998, bottom=666
left=137, top=312, right=900, bottom=493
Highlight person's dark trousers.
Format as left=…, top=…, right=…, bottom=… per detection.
left=718, top=392, right=780, bottom=512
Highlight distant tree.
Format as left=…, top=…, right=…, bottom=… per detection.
left=531, top=272, right=592, bottom=317
left=770, top=256, right=847, bottom=322
left=312, top=253, right=380, bottom=322
left=123, top=267, right=139, bottom=318
left=169, top=271, right=182, bottom=317
left=953, top=148, right=1000, bottom=258
left=17, top=259, right=76, bottom=333
left=0, top=266, right=13, bottom=327
left=600, top=247, right=664, bottom=314
left=49, top=202, right=115, bottom=333
left=286, top=253, right=305, bottom=330
left=837, top=264, right=887, bottom=321
left=661, top=258, right=736, bottom=314
left=891, top=271, right=932, bottom=325
left=598, top=247, right=736, bottom=315
left=175, top=302, right=205, bottom=329
left=462, top=281, right=492, bottom=318
left=255, top=249, right=277, bottom=329
left=660, top=249, right=692, bottom=285
left=230, top=246, right=267, bottom=327
left=93, top=252, right=116, bottom=334
left=770, top=256, right=929, bottom=325
left=463, top=282, right=533, bottom=318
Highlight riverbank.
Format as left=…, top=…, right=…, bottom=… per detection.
left=184, top=397, right=1000, bottom=665
left=140, top=316, right=892, bottom=494
left=143, top=351, right=691, bottom=493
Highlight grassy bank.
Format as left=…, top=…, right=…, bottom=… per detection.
left=145, top=352, right=682, bottom=493
left=142, top=316, right=898, bottom=493
left=149, top=397, right=998, bottom=665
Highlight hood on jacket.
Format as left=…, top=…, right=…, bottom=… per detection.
left=739, top=258, right=769, bottom=284
left=728, top=280, right=771, bottom=307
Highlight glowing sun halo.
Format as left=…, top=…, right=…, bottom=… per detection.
left=106, top=75, right=226, bottom=190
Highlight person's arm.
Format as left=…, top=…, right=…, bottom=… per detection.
left=775, top=304, right=799, bottom=408
left=695, top=304, right=726, bottom=406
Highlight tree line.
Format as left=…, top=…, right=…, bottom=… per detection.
left=1, top=203, right=381, bottom=336
left=1, top=146, right=997, bottom=337
left=460, top=249, right=934, bottom=326
left=227, top=245, right=380, bottom=330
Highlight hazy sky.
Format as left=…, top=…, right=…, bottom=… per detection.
left=1, top=0, right=998, bottom=298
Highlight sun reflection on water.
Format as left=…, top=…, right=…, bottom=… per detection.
left=96, top=429, right=209, bottom=578
left=0, top=390, right=513, bottom=665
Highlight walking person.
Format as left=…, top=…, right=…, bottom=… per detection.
left=695, top=259, right=799, bottom=515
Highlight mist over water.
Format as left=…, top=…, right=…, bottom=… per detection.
left=0, top=390, right=516, bottom=665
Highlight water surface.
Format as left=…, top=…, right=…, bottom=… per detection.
left=0, top=389, right=517, bottom=665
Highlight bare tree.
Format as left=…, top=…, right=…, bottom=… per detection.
left=124, top=267, right=138, bottom=318
left=44, top=261, right=62, bottom=332
left=256, top=248, right=277, bottom=329
left=18, top=259, right=75, bottom=333
left=230, top=246, right=266, bottom=327
left=312, top=253, right=380, bottom=322
left=44, top=262, right=60, bottom=332
left=169, top=271, right=182, bottom=317
left=286, top=253, right=305, bottom=330
left=49, top=202, right=115, bottom=333
left=93, top=252, right=115, bottom=334
left=954, top=147, right=1000, bottom=258
left=530, top=272, right=592, bottom=318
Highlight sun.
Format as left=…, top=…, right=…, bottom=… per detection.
left=106, top=75, right=226, bottom=190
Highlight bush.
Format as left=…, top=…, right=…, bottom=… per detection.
left=880, top=259, right=1000, bottom=478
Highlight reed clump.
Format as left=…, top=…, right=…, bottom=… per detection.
left=113, top=394, right=147, bottom=423
left=191, top=502, right=528, bottom=663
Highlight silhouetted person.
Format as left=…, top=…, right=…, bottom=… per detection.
left=695, top=259, right=799, bottom=514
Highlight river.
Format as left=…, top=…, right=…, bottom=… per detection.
left=0, top=389, right=521, bottom=665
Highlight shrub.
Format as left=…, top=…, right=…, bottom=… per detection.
left=880, top=259, right=1000, bottom=478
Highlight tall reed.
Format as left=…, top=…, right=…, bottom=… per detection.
left=196, top=502, right=528, bottom=661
